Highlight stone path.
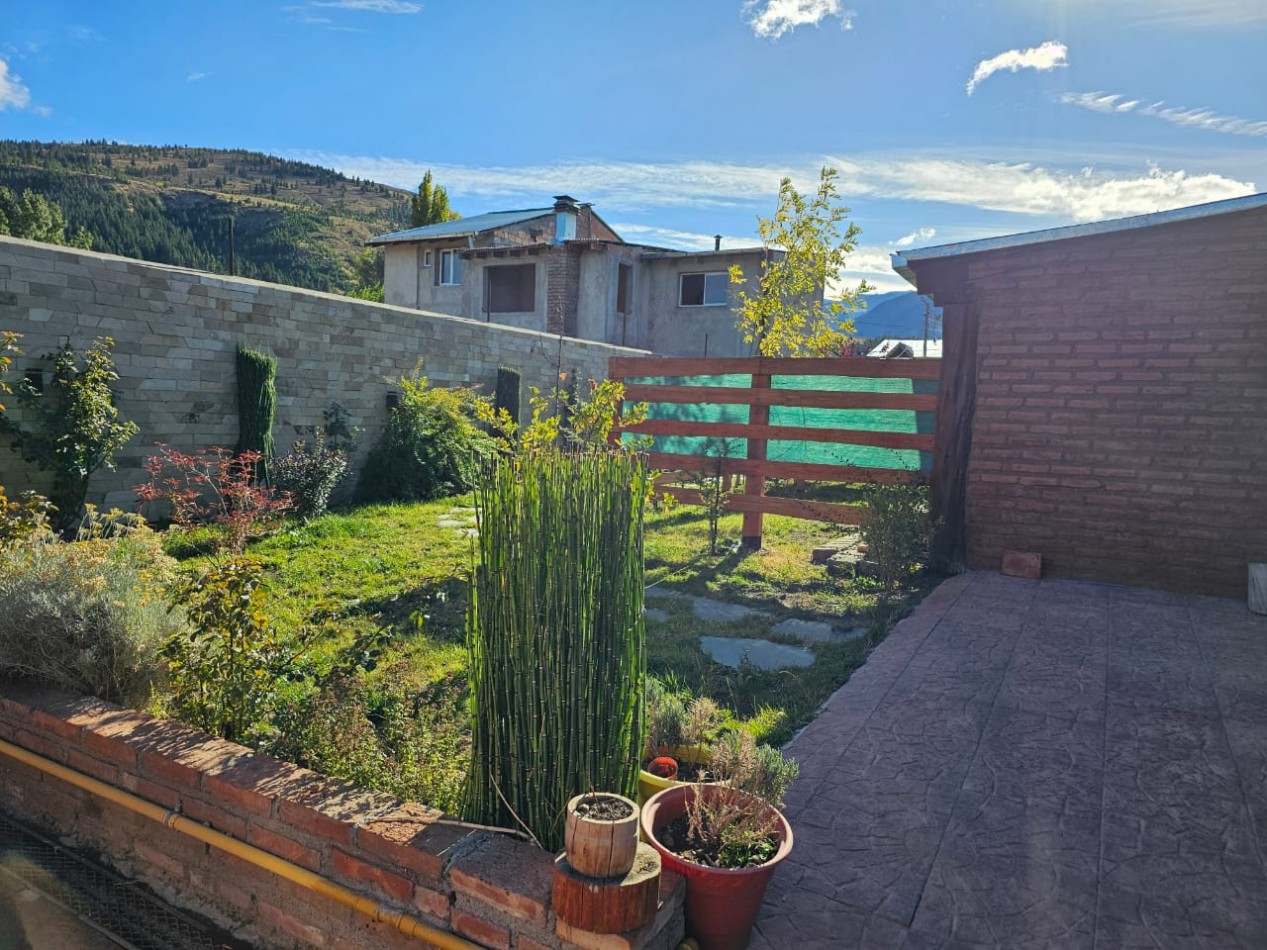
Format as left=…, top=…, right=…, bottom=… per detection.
left=752, top=571, right=1267, bottom=949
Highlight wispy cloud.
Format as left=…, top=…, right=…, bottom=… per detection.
left=1045, top=0, right=1267, bottom=27
left=187, top=71, right=209, bottom=82
left=32, top=105, right=51, bottom=117
left=1062, top=91, right=1267, bottom=138
left=306, top=0, right=422, bottom=12
left=744, top=0, right=854, bottom=40
left=0, top=57, right=32, bottom=111
left=68, top=24, right=105, bottom=43
left=966, top=40, right=1067, bottom=95
left=611, top=224, right=759, bottom=251
left=294, top=151, right=1254, bottom=225
left=891, top=227, right=936, bottom=247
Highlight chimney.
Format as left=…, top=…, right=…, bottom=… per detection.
left=714, top=234, right=722, bottom=251
left=553, top=195, right=579, bottom=244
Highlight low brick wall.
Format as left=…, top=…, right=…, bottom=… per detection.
left=0, top=682, right=683, bottom=950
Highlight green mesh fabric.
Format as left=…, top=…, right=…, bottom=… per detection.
left=623, top=372, right=935, bottom=473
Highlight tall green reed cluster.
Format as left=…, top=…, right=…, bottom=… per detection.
left=464, top=447, right=648, bottom=851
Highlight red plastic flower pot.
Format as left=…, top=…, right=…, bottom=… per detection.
left=640, top=784, right=793, bottom=950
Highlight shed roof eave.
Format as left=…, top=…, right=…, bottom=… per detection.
left=891, top=190, right=1267, bottom=287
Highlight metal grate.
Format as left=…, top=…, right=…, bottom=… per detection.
left=0, top=809, right=243, bottom=950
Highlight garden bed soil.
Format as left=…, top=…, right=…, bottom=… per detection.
left=653, top=813, right=778, bottom=869
left=572, top=794, right=635, bottom=821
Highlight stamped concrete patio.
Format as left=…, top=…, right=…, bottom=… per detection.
left=753, top=571, right=1267, bottom=949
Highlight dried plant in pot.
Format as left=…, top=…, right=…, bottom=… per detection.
left=640, top=732, right=799, bottom=950
left=564, top=791, right=640, bottom=878
left=638, top=680, right=723, bottom=802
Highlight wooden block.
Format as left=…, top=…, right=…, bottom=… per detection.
left=1001, top=551, right=1042, bottom=579
left=552, top=844, right=660, bottom=935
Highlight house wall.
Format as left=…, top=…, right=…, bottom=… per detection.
left=912, top=204, right=1267, bottom=597
left=470, top=255, right=548, bottom=333
left=576, top=244, right=646, bottom=347
left=0, top=236, right=647, bottom=510
left=642, top=252, right=767, bottom=357
left=382, top=241, right=473, bottom=316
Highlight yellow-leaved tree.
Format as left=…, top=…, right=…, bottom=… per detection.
left=730, top=167, right=870, bottom=357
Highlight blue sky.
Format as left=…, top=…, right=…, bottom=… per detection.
left=2, top=0, right=1264, bottom=291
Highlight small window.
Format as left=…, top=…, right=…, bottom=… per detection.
left=486, top=264, right=536, bottom=313
left=616, top=263, right=632, bottom=315
left=679, top=272, right=728, bottom=307
left=438, top=250, right=462, bottom=286
left=422, top=250, right=432, bottom=267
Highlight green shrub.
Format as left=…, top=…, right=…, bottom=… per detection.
left=0, top=337, right=138, bottom=532
left=0, top=520, right=182, bottom=705
left=162, top=558, right=308, bottom=745
left=272, top=431, right=349, bottom=520
left=270, top=667, right=469, bottom=813
left=235, top=345, right=277, bottom=481
left=858, top=480, right=936, bottom=594
left=356, top=373, right=500, bottom=504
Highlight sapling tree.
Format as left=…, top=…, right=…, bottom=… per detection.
left=730, top=167, right=870, bottom=357
left=0, top=337, right=138, bottom=532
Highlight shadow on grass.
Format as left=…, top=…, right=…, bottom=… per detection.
left=343, top=575, right=470, bottom=643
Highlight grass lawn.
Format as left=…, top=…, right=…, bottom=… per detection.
left=180, top=498, right=928, bottom=739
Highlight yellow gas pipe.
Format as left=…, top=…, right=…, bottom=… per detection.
left=0, top=736, right=479, bottom=950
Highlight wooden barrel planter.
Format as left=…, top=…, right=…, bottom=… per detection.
left=564, top=793, right=640, bottom=878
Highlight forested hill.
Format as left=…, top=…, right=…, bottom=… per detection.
left=0, top=141, right=411, bottom=293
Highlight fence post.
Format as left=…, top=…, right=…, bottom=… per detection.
left=741, top=368, right=770, bottom=549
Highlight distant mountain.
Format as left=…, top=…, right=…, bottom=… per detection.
left=0, top=141, right=412, bottom=293
left=832, top=291, right=942, bottom=341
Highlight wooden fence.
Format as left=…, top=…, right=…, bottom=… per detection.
left=608, top=356, right=941, bottom=547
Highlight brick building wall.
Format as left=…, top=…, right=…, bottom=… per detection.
left=912, top=203, right=1267, bottom=597
left=545, top=245, right=581, bottom=336
left=0, top=237, right=646, bottom=510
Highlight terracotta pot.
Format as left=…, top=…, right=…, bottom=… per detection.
left=640, top=784, right=793, bottom=950
left=638, top=744, right=709, bottom=804
left=564, top=792, right=640, bottom=878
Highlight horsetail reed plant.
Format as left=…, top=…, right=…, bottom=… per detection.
left=235, top=345, right=277, bottom=483
left=464, top=447, right=649, bottom=851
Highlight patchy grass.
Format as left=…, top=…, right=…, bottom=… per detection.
left=164, top=496, right=933, bottom=796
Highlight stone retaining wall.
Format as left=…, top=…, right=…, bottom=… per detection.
left=0, top=236, right=647, bottom=509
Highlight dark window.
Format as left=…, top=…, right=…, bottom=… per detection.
left=486, top=264, right=536, bottom=313
left=679, top=271, right=728, bottom=307
left=616, top=263, right=632, bottom=314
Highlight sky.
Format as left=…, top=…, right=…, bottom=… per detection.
left=2, top=0, right=1265, bottom=292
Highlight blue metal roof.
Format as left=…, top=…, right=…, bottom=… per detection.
left=368, top=208, right=553, bottom=245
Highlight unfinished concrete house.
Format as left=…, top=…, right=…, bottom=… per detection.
left=369, top=196, right=775, bottom=356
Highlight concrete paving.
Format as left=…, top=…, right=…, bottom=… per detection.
left=753, top=571, right=1267, bottom=949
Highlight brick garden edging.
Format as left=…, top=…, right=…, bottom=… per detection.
left=0, top=681, right=684, bottom=950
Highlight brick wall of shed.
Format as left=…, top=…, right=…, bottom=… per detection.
left=924, top=204, right=1267, bottom=597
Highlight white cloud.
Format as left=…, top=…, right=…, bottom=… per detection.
left=891, top=227, right=936, bottom=247
left=0, top=58, right=31, bottom=111
left=187, top=71, right=209, bottom=82
left=610, top=224, right=760, bottom=251
left=292, top=151, right=1255, bottom=225
left=744, top=0, right=854, bottom=40
left=32, top=105, right=51, bottom=117
left=966, top=40, right=1067, bottom=95
left=1062, top=90, right=1267, bottom=138
left=306, top=0, right=422, bottom=12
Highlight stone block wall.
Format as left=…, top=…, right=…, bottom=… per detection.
left=0, top=682, right=685, bottom=950
left=0, top=236, right=647, bottom=509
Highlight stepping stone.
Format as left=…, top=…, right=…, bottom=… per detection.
left=644, top=589, right=769, bottom=623
left=699, top=637, right=815, bottom=670
left=811, top=536, right=859, bottom=564
left=644, top=607, right=669, bottom=622
left=771, top=618, right=841, bottom=643
left=826, top=549, right=882, bottom=579
left=436, top=519, right=470, bottom=528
